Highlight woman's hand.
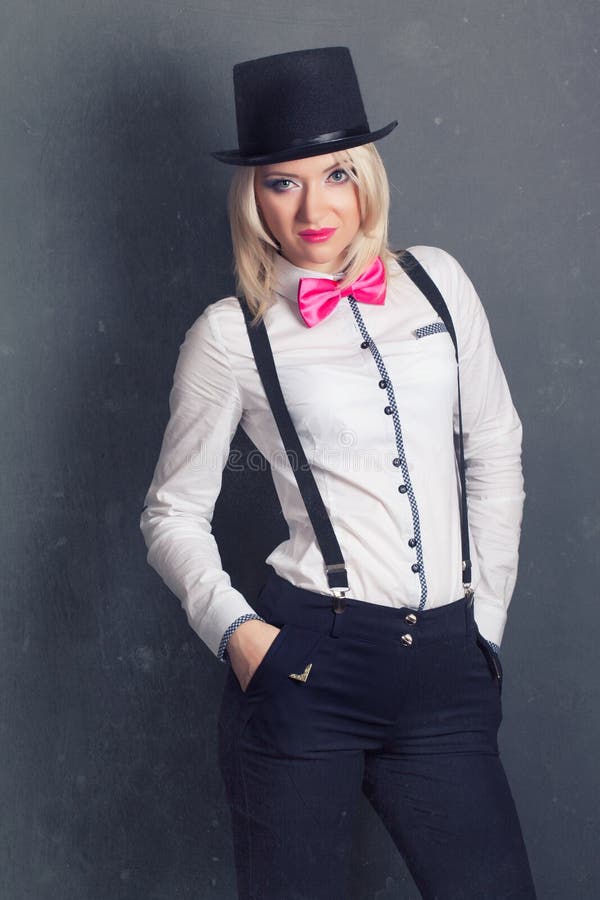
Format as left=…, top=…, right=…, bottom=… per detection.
left=226, top=620, right=282, bottom=692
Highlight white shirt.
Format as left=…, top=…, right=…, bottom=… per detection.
left=139, top=245, right=525, bottom=661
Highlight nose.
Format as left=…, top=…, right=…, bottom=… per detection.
left=298, top=182, right=327, bottom=226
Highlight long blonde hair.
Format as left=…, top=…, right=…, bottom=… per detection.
left=227, top=143, right=397, bottom=324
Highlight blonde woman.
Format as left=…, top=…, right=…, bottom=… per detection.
left=140, top=47, right=537, bottom=900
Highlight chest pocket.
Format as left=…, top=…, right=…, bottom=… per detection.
left=414, top=321, right=448, bottom=339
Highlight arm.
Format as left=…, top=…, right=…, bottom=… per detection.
left=139, top=303, right=264, bottom=662
left=451, top=252, right=525, bottom=649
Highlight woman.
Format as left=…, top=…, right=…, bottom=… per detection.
left=140, top=47, right=537, bottom=900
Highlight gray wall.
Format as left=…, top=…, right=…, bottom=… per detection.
left=2, top=2, right=598, bottom=897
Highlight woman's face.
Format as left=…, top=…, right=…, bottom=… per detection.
left=254, top=152, right=361, bottom=273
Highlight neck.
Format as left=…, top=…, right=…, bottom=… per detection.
left=276, top=254, right=344, bottom=279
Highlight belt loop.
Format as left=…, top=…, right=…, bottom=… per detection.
left=329, top=606, right=346, bottom=638
left=330, top=587, right=348, bottom=638
left=463, top=596, right=475, bottom=646
left=331, top=593, right=346, bottom=614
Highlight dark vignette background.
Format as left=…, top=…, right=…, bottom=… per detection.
left=2, top=2, right=598, bottom=898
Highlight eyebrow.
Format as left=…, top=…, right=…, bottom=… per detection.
left=261, top=162, right=342, bottom=178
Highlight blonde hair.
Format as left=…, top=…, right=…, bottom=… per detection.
left=227, top=143, right=397, bottom=324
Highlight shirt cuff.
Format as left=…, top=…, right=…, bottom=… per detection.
left=218, top=613, right=266, bottom=664
left=484, top=637, right=501, bottom=655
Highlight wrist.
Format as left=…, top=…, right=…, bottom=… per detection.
left=226, top=618, right=267, bottom=654
left=219, top=613, right=265, bottom=663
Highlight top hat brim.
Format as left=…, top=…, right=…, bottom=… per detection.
left=211, top=120, right=398, bottom=166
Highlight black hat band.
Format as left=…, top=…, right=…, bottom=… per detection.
left=243, top=126, right=366, bottom=157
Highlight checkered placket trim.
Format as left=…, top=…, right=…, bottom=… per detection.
left=486, top=639, right=501, bottom=656
left=348, top=297, right=428, bottom=610
left=414, top=322, right=448, bottom=339
left=217, top=613, right=266, bottom=663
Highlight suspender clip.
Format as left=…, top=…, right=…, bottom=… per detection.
left=325, top=564, right=348, bottom=613
left=462, top=559, right=474, bottom=605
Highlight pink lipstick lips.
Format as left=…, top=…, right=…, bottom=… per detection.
left=298, top=227, right=337, bottom=243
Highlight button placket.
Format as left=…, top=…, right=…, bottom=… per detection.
left=351, top=298, right=429, bottom=608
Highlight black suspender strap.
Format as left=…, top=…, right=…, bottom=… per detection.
left=237, top=298, right=350, bottom=612
left=237, top=248, right=473, bottom=612
left=396, top=250, right=472, bottom=596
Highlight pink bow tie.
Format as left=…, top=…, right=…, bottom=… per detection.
left=296, top=256, right=386, bottom=327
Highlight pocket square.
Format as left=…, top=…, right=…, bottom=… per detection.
left=414, top=322, right=448, bottom=339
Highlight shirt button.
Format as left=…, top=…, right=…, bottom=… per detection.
left=384, top=405, right=393, bottom=415
left=379, top=379, right=387, bottom=389
left=392, top=458, right=401, bottom=467
left=411, top=563, right=421, bottom=573
left=360, top=340, right=369, bottom=349
left=398, top=484, right=408, bottom=494
left=408, top=537, right=417, bottom=547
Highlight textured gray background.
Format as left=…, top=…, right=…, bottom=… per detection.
left=2, top=1, right=599, bottom=898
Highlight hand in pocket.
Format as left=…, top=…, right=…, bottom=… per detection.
left=226, top=620, right=283, bottom=692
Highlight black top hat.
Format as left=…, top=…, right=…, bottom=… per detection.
left=212, top=47, right=397, bottom=166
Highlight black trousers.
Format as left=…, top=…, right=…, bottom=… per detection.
left=218, top=569, right=537, bottom=900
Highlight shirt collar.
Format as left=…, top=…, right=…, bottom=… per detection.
left=272, top=253, right=345, bottom=305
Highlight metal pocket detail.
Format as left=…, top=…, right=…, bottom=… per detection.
left=239, top=623, right=331, bottom=751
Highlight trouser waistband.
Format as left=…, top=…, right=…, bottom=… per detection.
left=254, top=568, right=475, bottom=648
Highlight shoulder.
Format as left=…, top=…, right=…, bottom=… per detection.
left=399, top=244, right=472, bottom=291
left=172, top=296, right=245, bottom=383
left=396, top=244, right=484, bottom=321
left=175, top=296, right=249, bottom=368
left=183, top=295, right=243, bottom=343
left=391, top=245, right=493, bottom=357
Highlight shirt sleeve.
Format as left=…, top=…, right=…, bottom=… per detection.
left=430, top=249, right=525, bottom=648
left=139, top=303, right=263, bottom=661
left=416, top=247, right=525, bottom=652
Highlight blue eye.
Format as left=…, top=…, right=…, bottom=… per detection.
left=265, top=178, right=295, bottom=192
left=328, top=168, right=349, bottom=183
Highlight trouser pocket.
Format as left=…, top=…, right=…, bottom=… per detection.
left=241, top=622, right=293, bottom=695
left=474, top=628, right=503, bottom=694
left=239, top=623, right=331, bottom=753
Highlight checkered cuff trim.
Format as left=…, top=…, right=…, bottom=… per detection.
left=217, top=613, right=266, bottom=664
left=414, top=322, right=448, bottom=339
